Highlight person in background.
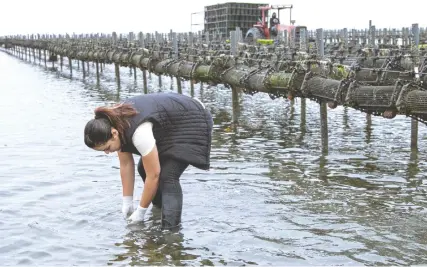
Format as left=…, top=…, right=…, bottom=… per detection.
left=269, top=12, right=280, bottom=37
left=84, top=92, right=213, bottom=229
left=270, top=12, right=280, bottom=29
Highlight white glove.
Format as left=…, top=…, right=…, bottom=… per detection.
left=128, top=205, right=147, bottom=223
left=122, top=196, right=134, bottom=218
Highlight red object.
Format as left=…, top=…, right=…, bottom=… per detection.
left=251, top=5, right=272, bottom=39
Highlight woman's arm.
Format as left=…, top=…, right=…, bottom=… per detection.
left=117, top=151, right=135, bottom=197
left=139, top=145, right=161, bottom=208
left=131, top=122, right=161, bottom=208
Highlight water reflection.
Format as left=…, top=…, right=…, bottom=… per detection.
left=83, top=82, right=121, bottom=102
left=111, top=220, right=193, bottom=265
left=343, top=106, right=349, bottom=130
left=113, top=231, right=194, bottom=266
left=299, top=98, right=306, bottom=134
left=318, top=154, right=328, bottom=181
left=109, top=209, right=212, bottom=266
left=365, top=114, right=372, bottom=144
left=231, top=87, right=241, bottom=132
left=407, top=149, right=420, bottom=183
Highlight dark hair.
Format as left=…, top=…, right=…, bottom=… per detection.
left=84, top=102, right=138, bottom=148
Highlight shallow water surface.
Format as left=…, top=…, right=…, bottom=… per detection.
left=1, top=51, right=427, bottom=266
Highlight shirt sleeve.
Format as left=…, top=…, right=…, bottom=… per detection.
left=131, top=122, right=156, bottom=157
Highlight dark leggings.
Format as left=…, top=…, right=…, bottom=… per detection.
left=137, top=157, right=189, bottom=230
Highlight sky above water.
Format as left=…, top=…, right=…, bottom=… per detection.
left=1, top=0, right=425, bottom=36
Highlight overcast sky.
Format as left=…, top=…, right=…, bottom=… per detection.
left=0, top=0, right=425, bottom=36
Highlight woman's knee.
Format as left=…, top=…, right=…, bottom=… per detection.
left=158, top=159, right=189, bottom=182
left=160, top=179, right=183, bottom=196
left=158, top=160, right=187, bottom=194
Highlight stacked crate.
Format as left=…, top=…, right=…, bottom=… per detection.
left=204, top=2, right=268, bottom=39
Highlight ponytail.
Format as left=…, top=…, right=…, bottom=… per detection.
left=84, top=102, right=138, bottom=148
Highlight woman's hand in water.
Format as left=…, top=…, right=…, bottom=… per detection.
left=122, top=196, right=134, bottom=218
left=128, top=205, right=147, bottom=223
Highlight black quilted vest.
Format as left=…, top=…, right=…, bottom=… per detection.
left=120, top=92, right=213, bottom=170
